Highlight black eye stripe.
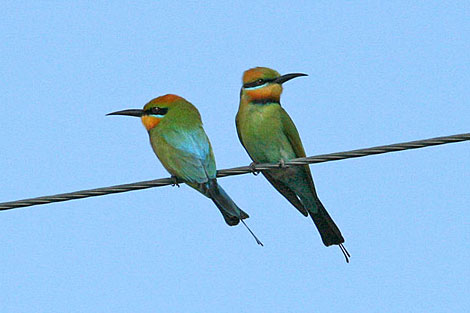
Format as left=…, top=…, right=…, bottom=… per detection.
left=243, top=78, right=275, bottom=89
left=144, top=107, right=168, bottom=116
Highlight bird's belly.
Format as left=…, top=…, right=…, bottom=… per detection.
left=242, top=121, right=295, bottom=164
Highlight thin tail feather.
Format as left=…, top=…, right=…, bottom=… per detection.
left=207, top=180, right=263, bottom=246
left=241, top=219, right=264, bottom=246
left=309, top=197, right=350, bottom=262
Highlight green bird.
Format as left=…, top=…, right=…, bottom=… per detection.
left=108, top=94, right=262, bottom=245
left=236, top=67, right=349, bottom=261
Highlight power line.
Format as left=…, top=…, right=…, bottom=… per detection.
left=1, top=132, right=469, bottom=211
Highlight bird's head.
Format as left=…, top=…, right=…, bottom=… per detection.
left=241, top=67, right=307, bottom=103
left=107, top=94, right=190, bottom=131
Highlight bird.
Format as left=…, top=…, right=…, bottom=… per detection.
left=236, top=67, right=349, bottom=261
left=108, top=94, right=263, bottom=246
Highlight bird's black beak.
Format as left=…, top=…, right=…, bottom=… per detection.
left=106, top=109, right=143, bottom=117
left=274, top=73, right=308, bottom=84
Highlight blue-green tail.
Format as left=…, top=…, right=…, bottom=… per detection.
left=300, top=193, right=350, bottom=262
left=205, top=180, right=263, bottom=246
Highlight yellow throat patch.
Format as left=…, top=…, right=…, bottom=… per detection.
left=141, top=115, right=161, bottom=131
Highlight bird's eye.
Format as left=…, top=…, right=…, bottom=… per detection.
left=243, top=78, right=268, bottom=89
left=148, top=107, right=168, bottom=116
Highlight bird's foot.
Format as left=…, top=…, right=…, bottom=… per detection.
left=170, top=176, right=180, bottom=187
left=249, top=162, right=260, bottom=176
left=278, top=159, right=287, bottom=168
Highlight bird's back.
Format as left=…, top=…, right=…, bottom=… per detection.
left=149, top=102, right=216, bottom=184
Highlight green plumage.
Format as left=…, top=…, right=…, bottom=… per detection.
left=146, top=96, right=249, bottom=226
left=237, top=68, right=347, bottom=253
left=108, top=94, right=263, bottom=245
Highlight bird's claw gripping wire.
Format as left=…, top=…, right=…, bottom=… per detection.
left=170, top=176, right=180, bottom=187
left=249, top=162, right=260, bottom=176
left=1, top=132, right=469, bottom=212
left=278, top=159, right=287, bottom=168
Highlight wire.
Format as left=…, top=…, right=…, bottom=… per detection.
left=1, top=132, right=469, bottom=211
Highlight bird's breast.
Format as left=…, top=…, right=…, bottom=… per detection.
left=239, top=105, right=295, bottom=163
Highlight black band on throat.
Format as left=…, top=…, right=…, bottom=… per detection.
left=251, top=99, right=280, bottom=105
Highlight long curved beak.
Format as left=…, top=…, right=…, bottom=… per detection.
left=106, top=109, right=143, bottom=117
left=274, top=73, right=308, bottom=84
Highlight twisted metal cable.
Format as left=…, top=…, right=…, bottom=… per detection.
left=1, top=132, right=469, bottom=211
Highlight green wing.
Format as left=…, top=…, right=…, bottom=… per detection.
left=152, top=126, right=216, bottom=184
left=261, top=171, right=309, bottom=216
left=236, top=107, right=309, bottom=216
left=279, top=108, right=307, bottom=158
left=235, top=113, right=252, bottom=160
left=279, top=108, right=318, bottom=194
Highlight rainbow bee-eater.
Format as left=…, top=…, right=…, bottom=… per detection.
left=236, top=67, right=349, bottom=261
left=108, top=94, right=262, bottom=245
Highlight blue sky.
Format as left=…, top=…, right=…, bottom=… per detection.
left=1, top=2, right=469, bottom=312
